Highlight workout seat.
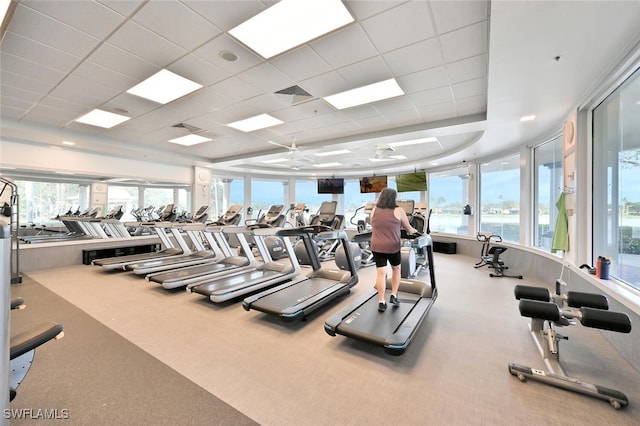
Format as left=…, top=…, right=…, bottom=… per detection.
left=9, top=297, right=64, bottom=401
left=508, top=281, right=632, bottom=409
left=474, top=232, right=522, bottom=279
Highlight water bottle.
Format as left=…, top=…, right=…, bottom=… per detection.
left=599, top=257, right=611, bottom=280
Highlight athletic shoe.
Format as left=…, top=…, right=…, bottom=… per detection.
left=390, top=294, right=400, bottom=306
left=378, top=302, right=387, bottom=312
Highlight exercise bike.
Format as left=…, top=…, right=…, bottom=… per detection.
left=474, top=232, right=522, bottom=279
left=508, top=280, right=632, bottom=409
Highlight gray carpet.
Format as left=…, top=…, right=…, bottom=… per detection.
left=19, top=252, right=640, bottom=425
left=9, top=276, right=258, bottom=425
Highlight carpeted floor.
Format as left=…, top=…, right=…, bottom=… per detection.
left=9, top=276, right=258, bottom=425
left=12, top=252, right=640, bottom=425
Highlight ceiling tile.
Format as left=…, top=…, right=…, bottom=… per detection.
left=132, top=1, right=222, bottom=50
left=431, top=0, right=489, bottom=35
left=237, top=62, right=296, bottom=94
left=23, top=0, right=127, bottom=39
left=107, top=20, right=187, bottom=68
left=383, top=38, right=444, bottom=77
left=447, top=54, right=487, bottom=83
left=336, top=56, right=393, bottom=87
left=194, top=34, right=262, bottom=74
left=439, top=21, right=488, bottom=63
left=398, top=66, right=450, bottom=94
left=271, top=46, right=333, bottom=83
left=361, top=1, right=435, bottom=53
left=170, top=54, right=231, bottom=87
left=311, top=24, right=377, bottom=69
left=97, top=0, right=146, bottom=17
left=452, top=77, right=487, bottom=99
left=87, top=43, right=158, bottom=79
left=1, top=32, right=81, bottom=74
left=183, top=0, right=265, bottom=30
left=8, top=5, right=100, bottom=58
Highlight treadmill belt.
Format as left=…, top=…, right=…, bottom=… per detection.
left=336, top=292, right=421, bottom=345
left=251, top=278, right=339, bottom=312
left=150, top=262, right=229, bottom=282
left=192, top=269, right=279, bottom=296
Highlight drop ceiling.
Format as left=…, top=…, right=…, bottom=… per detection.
left=1, top=0, right=639, bottom=179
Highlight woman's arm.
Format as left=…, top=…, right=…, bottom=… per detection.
left=395, top=207, right=418, bottom=234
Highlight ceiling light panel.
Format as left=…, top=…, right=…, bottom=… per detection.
left=323, top=78, right=404, bottom=110
left=168, top=134, right=211, bottom=146
left=389, top=137, right=438, bottom=147
left=126, top=69, right=203, bottom=104
left=313, top=162, right=342, bottom=168
left=74, top=109, right=131, bottom=128
left=229, top=0, right=354, bottom=59
left=314, top=149, right=351, bottom=157
left=226, top=113, right=284, bottom=132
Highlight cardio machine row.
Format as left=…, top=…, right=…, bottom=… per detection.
left=89, top=202, right=438, bottom=356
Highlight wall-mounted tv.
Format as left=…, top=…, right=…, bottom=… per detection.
left=396, top=171, right=427, bottom=192
left=359, top=175, right=387, bottom=193
left=317, top=178, right=344, bottom=194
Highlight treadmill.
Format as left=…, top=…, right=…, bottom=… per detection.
left=186, top=227, right=301, bottom=303
left=146, top=225, right=257, bottom=289
left=92, top=221, right=187, bottom=270
left=125, top=223, right=219, bottom=275
left=242, top=226, right=359, bottom=321
left=323, top=230, right=437, bottom=355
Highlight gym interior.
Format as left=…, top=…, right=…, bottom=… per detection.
left=1, top=1, right=640, bottom=425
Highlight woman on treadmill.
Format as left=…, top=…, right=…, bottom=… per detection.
left=370, top=188, right=418, bottom=312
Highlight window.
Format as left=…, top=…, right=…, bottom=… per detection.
left=16, top=180, right=88, bottom=226
left=533, top=136, right=563, bottom=251
left=479, top=154, right=521, bottom=242
left=429, top=166, right=470, bottom=235
left=344, top=179, right=377, bottom=229
left=250, top=178, right=285, bottom=221
left=294, top=180, right=332, bottom=220
left=107, top=185, right=138, bottom=222
left=593, top=67, right=640, bottom=290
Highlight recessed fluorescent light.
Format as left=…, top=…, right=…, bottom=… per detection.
left=55, top=171, right=75, bottom=175
left=127, top=69, right=202, bottom=104
left=314, top=149, right=351, bottom=157
left=227, top=113, right=283, bottom=132
left=389, top=137, right=438, bottom=148
left=168, top=134, right=211, bottom=146
left=389, top=154, right=407, bottom=160
left=369, top=157, right=392, bottom=162
left=229, top=0, right=354, bottom=59
left=313, top=162, right=342, bottom=168
left=262, top=158, right=289, bottom=164
left=61, top=141, right=75, bottom=146
left=75, top=109, right=130, bottom=128
left=520, top=115, right=536, bottom=122
left=323, top=78, right=404, bottom=110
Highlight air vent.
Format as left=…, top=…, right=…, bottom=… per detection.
left=172, top=123, right=202, bottom=133
left=275, top=85, right=313, bottom=105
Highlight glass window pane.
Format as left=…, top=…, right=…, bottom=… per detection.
left=429, top=166, right=470, bottom=235
left=479, top=154, right=521, bottom=242
left=250, top=178, right=285, bottom=221
left=344, top=179, right=377, bottom=229
left=16, top=181, right=86, bottom=227
left=533, top=136, right=563, bottom=251
left=107, top=185, right=138, bottom=222
left=295, top=180, right=331, bottom=220
left=593, top=67, right=640, bottom=289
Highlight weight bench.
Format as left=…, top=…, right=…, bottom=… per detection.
left=508, top=282, right=632, bottom=409
left=9, top=298, right=64, bottom=401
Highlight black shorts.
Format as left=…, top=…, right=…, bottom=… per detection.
left=372, top=251, right=401, bottom=268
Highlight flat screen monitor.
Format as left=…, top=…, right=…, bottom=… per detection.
left=317, top=178, right=344, bottom=194
left=396, top=171, right=427, bottom=192
left=359, top=175, right=387, bottom=193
